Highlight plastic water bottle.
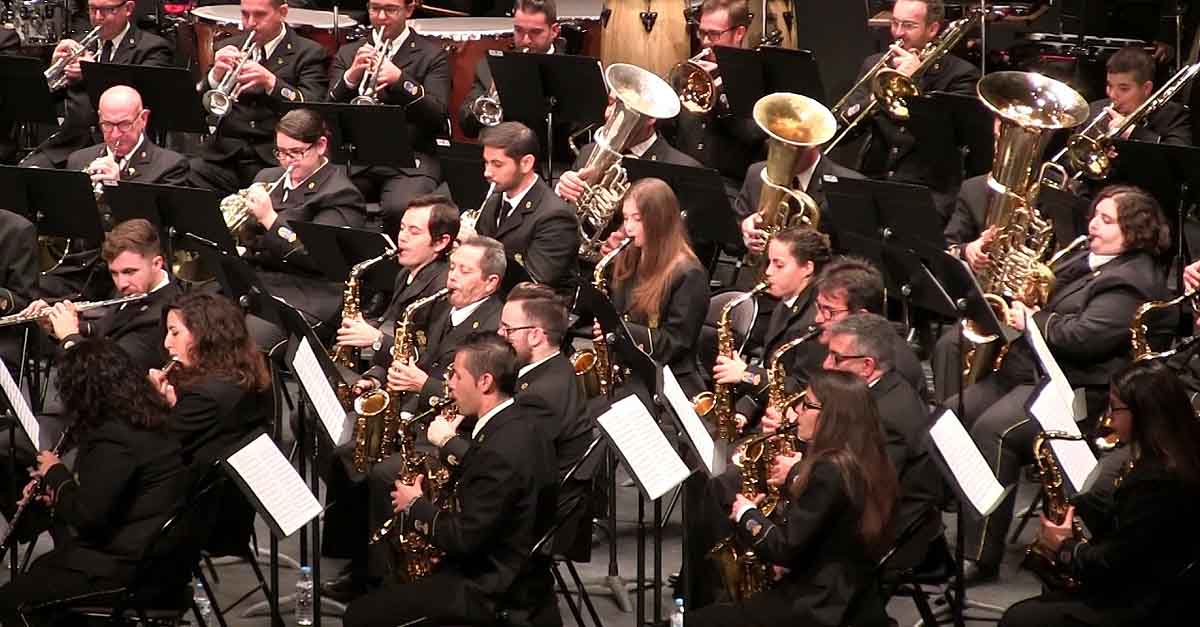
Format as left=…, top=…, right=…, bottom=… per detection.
left=192, top=577, right=215, bottom=626
left=295, top=566, right=314, bottom=626
left=669, top=597, right=684, bottom=627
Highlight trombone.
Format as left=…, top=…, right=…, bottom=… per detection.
left=202, top=34, right=259, bottom=117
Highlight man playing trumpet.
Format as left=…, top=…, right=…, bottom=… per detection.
left=66, top=86, right=189, bottom=188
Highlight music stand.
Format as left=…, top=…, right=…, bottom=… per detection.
left=288, top=221, right=397, bottom=291
left=899, top=95, right=966, bottom=217
left=435, top=139, right=492, bottom=211
left=104, top=181, right=233, bottom=282
left=0, top=166, right=105, bottom=243
left=824, top=177, right=946, bottom=262
left=935, top=92, right=995, bottom=179
left=623, top=159, right=742, bottom=248
left=0, top=56, right=58, bottom=125
left=714, top=47, right=826, bottom=118
left=80, top=62, right=208, bottom=135
left=279, top=101, right=416, bottom=169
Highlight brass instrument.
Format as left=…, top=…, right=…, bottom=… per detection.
left=766, top=326, right=820, bottom=417
left=961, top=72, right=1090, bottom=384
left=468, top=47, right=525, bottom=125
left=202, top=34, right=259, bottom=117
left=572, top=238, right=632, bottom=399
left=0, top=293, right=147, bottom=329
left=826, top=11, right=982, bottom=151
left=352, top=28, right=396, bottom=106
left=574, top=64, right=679, bottom=262
left=220, top=166, right=293, bottom=245
left=350, top=287, right=449, bottom=473
left=1131, top=290, right=1200, bottom=361
left=44, top=26, right=101, bottom=91
left=741, top=93, right=836, bottom=279
left=331, top=248, right=399, bottom=370
left=693, top=283, right=770, bottom=442
left=1055, top=62, right=1200, bottom=181
left=1021, top=430, right=1085, bottom=591
left=668, top=48, right=721, bottom=114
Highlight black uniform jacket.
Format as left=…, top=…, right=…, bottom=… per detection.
left=245, top=163, right=367, bottom=275
left=0, top=209, right=38, bottom=315
left=169, top=376, right=272, bottom=472
left=733, top=156, right=865, bottom=238
left=200, top=27, right=329, bottom=164
left=71, top=280, right=182, bottom=372
left=1088, top=98, right=1192, bottom=147
left=998, top=250, right=1167, bottom=388
left=571, top=134, right=704, bottom=171
left=944, top=172, right=988, bottom=246
left=328, top=31, right=450, bottom=181
left=406, top=401, right=557, bottom=600
left=610, top=258, right=710, bottom=397
left=734, top=285, right=821, bottom=421
left=474, top=177, right=580, bottom=290
left=668, top=107, right=764, bottom=193
left=734, top=460, right=888, bottom=626
left=66, top=138, right=190, bottom=186
left=376, top=258, right=450, bottom=355
left=42, top=419, right=187, bottom=583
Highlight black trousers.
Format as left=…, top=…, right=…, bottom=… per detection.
left=0, top=551, right=125, bottom=627
left=999, top=589, right=1158, bottom=627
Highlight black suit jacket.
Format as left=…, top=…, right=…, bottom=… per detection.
left=999, top=250, right=1167, bottom=387
left=1088, top=98, right=1192, bottom=147
left=0, top=209, right=38, bottom=315
left=170, top=377, right=271, bottom=471
left=246, top=163, right=367, bottom=275
left=376, top=258, right=450, bottom=355
left=0, top=28, right=21, bottom=164
left=328, top=31, right=449, bottom=180
left=407, top=402, right=557, bottom=600
left=75, top=280, right=182, bottom=372
left=42, top=419, right=186, bottom=582
left=200, top=27, right=329, bottom=164
left=944, top=172, right=988, bottom=245
left=733, top=460, right=888, bottom=626
left=35, top=25, right=173, bottom=166
left=66, top=138, right=189, bottom=186
left=734, top=285, right=821, bottom=421
left=475, top=177, right=580, bottom=289
left=734, top=155, right=865, bottom=223
left=571, top=134, right=705, bottom=171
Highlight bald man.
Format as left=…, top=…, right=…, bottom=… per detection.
left=65, top=85, right=189, bottom=186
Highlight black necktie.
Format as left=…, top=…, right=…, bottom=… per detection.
left=496, top=200, right=514, bottom=230
left=100, top=40, right=114, bottom=64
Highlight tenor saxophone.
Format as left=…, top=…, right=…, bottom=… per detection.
left=571, top=237, right=632, bottom=398
left=332, top=248, right=399, bottom=370
left=693, top=282, right=770, bottom=441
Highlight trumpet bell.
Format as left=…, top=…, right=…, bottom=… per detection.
left=669, top=61, right=716, bottom=114
left=350, top=94, right=380, bottom=106
left=202, top=90, right=233, bottom=117
left=355, top=389, right=391, bottom=416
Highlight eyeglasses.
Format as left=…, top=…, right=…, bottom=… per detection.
left=99, top=118, right=138, bottom=133
left=816, top=303, right=849, bottom=318
left=497, top=324, right=537, bottom=336
left=798, top=397, right=822, bottom=412
left=890, top=19, right=923, bottom=31
left=697, top=26, right=735, bottom=41
left=273, top=143, right=313, bottom=161
left=89, top=2, right=127, bottom=15
left=826, top=351, right=869, bottom=366
left=367, top=3, right=405, bottom=16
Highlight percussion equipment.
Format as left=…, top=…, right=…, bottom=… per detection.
left=8, top=0, right=67, bottom=45
left=188, top=5, right=357, bottom=78
left=410, top=17, right=514, bottom=140
left=558, top=0, right=602, bottom=57
left=600, top=0, right=689, bottom=78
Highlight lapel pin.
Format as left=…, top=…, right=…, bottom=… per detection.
left=520, top=382, right=529, bottom=391
left=471, top=321, right=479, bottom=329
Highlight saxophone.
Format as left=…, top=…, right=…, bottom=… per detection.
left=332, top=249, right=399, bottom=371
left=350, top=288, right=449, bottom=474
left=694, top=283, right=770, bottom=441
left=1021, top=430, right=1085, bottom=591
left=571, top=237, right=632, bottom=398
left=1131, top=290, right=1200, bottom=361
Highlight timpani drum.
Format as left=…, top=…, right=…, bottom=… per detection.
left=189, top=5, right=357, bottom=77
left=558, top=0, right=602, bottom=57
left=409, top=17, right=514, bottom=141
left=600, top=0, right=688, bottom=78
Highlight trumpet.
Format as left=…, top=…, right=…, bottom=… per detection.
left=352, top=28, right=396, bottom=106
left=669, top=48, right=722, bottom=114
left=0, top=293, right=148, bottom=329
left=202, top=34, right=259, bottom=117
left=220, top=166, right=293, bottom=244
left=45, top=26, right=102, bottom=91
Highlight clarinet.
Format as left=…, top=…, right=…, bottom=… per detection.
left=0, top=425, right=78, bottom=558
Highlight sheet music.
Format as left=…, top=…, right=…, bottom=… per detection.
left=1028, top=384, right=1098, bottom=493
left=0, top=356, right=38, bottom=449
left=292, top=337, right=349, bottom=445
left=1024, top=310, right=1076, bottom=413
left=661, top=365, right=720, bottom=475
left=225, top=434, right=322, bottom=537
left=597, top=395, right=690, bottom=500
left=929, top=409, right=1008, bottom=517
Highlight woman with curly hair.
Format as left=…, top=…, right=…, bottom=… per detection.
left=0, top=339, right=186, bottom=626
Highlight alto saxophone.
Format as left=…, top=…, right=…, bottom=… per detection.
left=693, top=282, right=770, bottom=441
left=571, top=237, right=632, bottom=398
left=332, top=248, right=399, bottom=370
left=1021, top=430, right=1085, bottom=590
left=349, top=288, right=449, bottom=474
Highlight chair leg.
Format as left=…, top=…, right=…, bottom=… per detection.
left=909, top=584, right=940, bottom=627
left=195, top=567, right=229, bottom=627
left=203, top=554, right=221, bottom=584
left=552, top=562, right=587, bottom=627
left=564, top=559, right=603, bottom=627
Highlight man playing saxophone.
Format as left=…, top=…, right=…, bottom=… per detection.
left=343, top=333, right=559, bottom=627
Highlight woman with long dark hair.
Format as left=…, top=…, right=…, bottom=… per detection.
left=688, top=369, right=899, bottom=627
left=598, top=177, right=710, bottom=396
left=1001, top=360, right=1200, bottom=626
left=0, top=340, right=186, bottom=626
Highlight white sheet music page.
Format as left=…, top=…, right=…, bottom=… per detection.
left=1024, top=310, right=1075, bottom=412
left=292, top=337, right=349, bottom=445
left=225, top=433, right=322, bottom=537
left=930, top=409, right=1007, bottom=516
left=1028, top=384, right=1098, bottom=493
left=661, top=365, right=720, bottom=476
left=597, top=395, right=690, bottom=500
left=0, top=356, right=38, bottom=449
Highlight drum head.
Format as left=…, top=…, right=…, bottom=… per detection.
left=409, top=17, right=513, bottom=40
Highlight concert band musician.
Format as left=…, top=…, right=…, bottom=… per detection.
left=328, top=0, right=450, bottom=234
left=343, top=333, right=558, bottom=627
left=0, top=208, right=39, bottom=373
left=65, top=85, right=189, bottom=188
left=21, top=0, right=171, bottom=170
left=688, top=369, right=898, bottom=627
left=476, top=122, right=580, bottom=290
left=1083, top=46, right=1192, bottom=148
left=189, top=0, right=329, bottom=194
left=0, top=339, right=187, bottom=627
left=1000, top=360, right=1200, bottom=626
left=951, top=185, right=1171, bottom=584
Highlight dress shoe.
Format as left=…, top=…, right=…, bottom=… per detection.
left=321, top=571, right=368, bottom=603
left=962, top=561, right=999, bottom=586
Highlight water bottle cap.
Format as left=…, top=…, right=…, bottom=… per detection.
left=300, top=566, right=312, bottom=574
left=675, top=598, right=684, bottom=607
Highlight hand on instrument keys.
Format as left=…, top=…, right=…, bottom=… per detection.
left=713, top=354, right=748, bottom=385
left=427, top=413, right=465, bottom=448
left=1007, top=300, right=1038, bottom=332
left=373, top=58, right=403, bottom=91
left=35, top=450, right=61, bottom=478
left=729, top=492, right=764, bottom=522
left=387, top=360, right=429, bottom=393
left=87, top=155, right=120, bottom=185
left=337, top=314, right=384, bottom=348
left=761, top=405, right=782, bottom=434
left=392, top=474, right=424, bottom=514
left=1184, top=259, right=1200, bottom=293
left=1037, top=505, right=1075, bottom=552
left=741, top=213, right=768, bottom=253
left=888, top=43, right=922, bottom=77
left=554, top=166, right=595, bottom=203
left=347, top=43, right=379, bottom=86
left=52, top=39, right=89, bottom=85
left=45, top=301, right=81, bottom=340
left=767, top=452, right=803, bottom=488
left=352, top=376, right=381, bottom=396
left=598, top=227, right=626, bottom=256
left=148, top=366, right=178, bottom=407
left=963, top=226, right=996, bottom=272
left=235, top=59, right=278, bottom=97
left=212, top=44, right=245, bottom=82
left=245, top=185, right=278, bottom=230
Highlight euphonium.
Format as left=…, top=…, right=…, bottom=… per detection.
left=221, top=166, right=292, bottom=245
left=741, top=93, right=836, bottom=280
left=575, top=64, right=679, bottom=262
left=45, top=26, right=101, bottom=91
left=350, top=287, right=449, bottom=474
left=1131, top=290, right=1200, bottom=361
left=331, top=248, right=399, bottom=370
left=1021, top=431, right=1085, bottom=590
left=693, top=282, right=770, bottom=441
left=572, top=237, right=632, bottom=398
left=202, top=34, right=259, bottom=117
left=668, top=48, right=722, bottom=114
left=351, top=28, right=396, bottom=106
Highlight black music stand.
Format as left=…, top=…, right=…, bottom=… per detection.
left=935, top=92, right=995, bottom=179
left=0, top=56, right=59, bottom=125
left=791, top=0, right=870, bottom=105
left=0, top=166, right=105, bottom=243
left=714, top=46, right=826, bottom=118
left=279, top=101, right=416, bottom=169
left=824, top=177, right=946, bottom=261
left=104, top=181, right=233, bottom=282
left=80, top=62, right=208, bottom=135
left=436, top=139, right=492, bottom=211
left=288, top=221, right=397, bottom=291
left=486, top=51, right=607, bottom=178
left=900, top=94, right=970, bottom=220
left=623, top=159, right=742, bottom=249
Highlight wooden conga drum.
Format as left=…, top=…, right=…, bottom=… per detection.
left=600, top=0, right=688, bottom=78
left=744, top=0, right=799, bottom=49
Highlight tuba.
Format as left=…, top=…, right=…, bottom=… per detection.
left=332, top=248, right=399, bottom=370
left=693, top=282, right=770, bottom=441
left=741, top=93, right=836, bottom=280
left=961, top=72, right=1090, bottom=384
left=1021, top=430, right=1085, bottom=591
left=571, top=237, right=632, bottom=398
left=45, top=26, right=102, bottom=91
left=574, top=64, right=679, bottom=262
left=350, top=287, right=449, bottom=473
left=202, top=34, right=259, bottom=117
